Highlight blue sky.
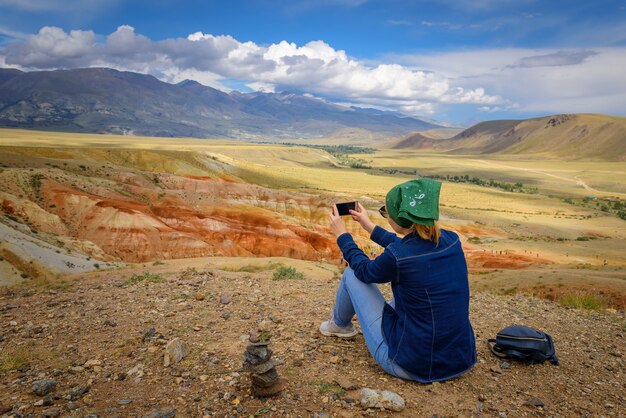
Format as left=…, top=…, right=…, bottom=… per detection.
left=1, top=0, right=625, bottom=125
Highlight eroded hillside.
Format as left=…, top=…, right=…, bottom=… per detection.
left=0, top=146, right=344, bottom=275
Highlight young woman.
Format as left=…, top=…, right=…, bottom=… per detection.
left=320, top=179, right=476, bottom=383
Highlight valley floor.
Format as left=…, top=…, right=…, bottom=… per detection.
left=1, top=257, right=624, bottom=417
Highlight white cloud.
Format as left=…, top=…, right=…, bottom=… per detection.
left=0, top=25, right=27, bottom=39
left=5, top=26, right=96, bottom=67
left=246, top=82, right=275, bottom=93
left=0, top=25, right=501, bottom=116
left=513, top=50, right=598, bottom=68
left=389, top=47, right=626, bottom=116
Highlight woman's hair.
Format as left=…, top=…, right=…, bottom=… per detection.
left=411, top=221, right=440, bottom=246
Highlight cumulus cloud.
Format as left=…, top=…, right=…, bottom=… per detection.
left=5, top=26, right=96, bottom=67
left=0, top=25, right=500, bottom=115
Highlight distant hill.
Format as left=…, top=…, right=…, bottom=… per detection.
left=394, top=114, right=626, bottom=161
left=388, top=132, right=439, bottom=149
left=0, top=67, right=442, bottom=139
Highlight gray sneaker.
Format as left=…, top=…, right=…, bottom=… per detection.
left=319, top=317, right=357, bottom=338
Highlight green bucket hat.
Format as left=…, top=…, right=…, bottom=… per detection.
left=385, top=178, right=441, bottom=227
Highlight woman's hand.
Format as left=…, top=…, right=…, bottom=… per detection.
left=328, top=204, right=348, bottom=237
left=349, top=202, right=376, bottom=234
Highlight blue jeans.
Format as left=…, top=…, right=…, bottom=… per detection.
left=332, top=268, right=416, bottom=380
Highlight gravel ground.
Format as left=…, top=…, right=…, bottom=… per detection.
left=0, top=260, right=624, bottom=417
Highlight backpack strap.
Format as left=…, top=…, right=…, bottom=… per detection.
left=487, top=339, right=509, bottom=358
left=546, top=334, right=560, bottom=365
left=488, top=339, right=534, bottom=361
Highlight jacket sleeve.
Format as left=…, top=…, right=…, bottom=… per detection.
left=337, top=233, right=398, bottom=284
left=370, top=225, right=401, bottom=248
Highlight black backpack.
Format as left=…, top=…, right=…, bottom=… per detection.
left=488, top=325, right=559, bottom=365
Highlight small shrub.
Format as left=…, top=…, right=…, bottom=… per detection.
left=229, top=262, right=284, bottom=273
left=152, top=260, right=165, bottom=266
left=468, top=236, right=482, bottom=244
left=272, top=266, right=304, bottom=281
left=576, top=236, right=590, bottom=241
left=0, top=347, right=32, bottom=372
left=559, top=292, right=605, bottom=310
left=127, top=272, right=165, bottom=285
left=310, top=380, right=346, bottom=397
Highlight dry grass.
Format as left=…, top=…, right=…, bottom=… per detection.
left=558, top=291, right=607, bottom=310
left=0, top=347, right=32, bottom=373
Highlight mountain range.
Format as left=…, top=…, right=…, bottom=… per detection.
left=0, top=67, right=442, bottom=139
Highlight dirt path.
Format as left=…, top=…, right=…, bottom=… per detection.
left=469, top=159, right=626, bottom=197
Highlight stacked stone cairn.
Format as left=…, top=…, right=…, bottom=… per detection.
left=242, top=329, right=286, bottom=397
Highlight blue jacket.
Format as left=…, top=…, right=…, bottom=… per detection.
left=337, top=226, right=476, bottom=382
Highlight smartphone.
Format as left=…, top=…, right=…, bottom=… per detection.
left=336, top=201, right=357, bottom=216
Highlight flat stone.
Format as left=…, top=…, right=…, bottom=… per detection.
left=252, top=379, right=287, bottom=398
left=103, top=319, right=117, bottom=327
left=142, top=327, right=157, bottom=341
left=244, top=349, right=273, bottom=365
left=249, top=329, right=260, bottom=343
left=164, top=338, right=188, bottom=367
left=127, top=364, right=144, bottom=379
left=67, top=384, right=89, bottom=401
left=32, top=379, right=57, bottom=396
left=0, top=404, right=11, bottom=414
left=246, top=345, right=272, bottom=361
left=34, top=396, right=53, bottom=407
left=118, top=399, right=133, bottom=405
left=334, top=377, right=359, bottom=391
left=220, top=293, right=232, bottom=304
left=84, top=359, right=102, bottom=368
left=251, top=368, right=280, bottom=388
left=143, top=407, right=176, bottom=418
left=360, top=388, right=405, bottom=412
left=41, top=407, right=62, bottom=417
left=523, top=397, right=545, bottom=407
left=242, top=358, right=284, bottom=374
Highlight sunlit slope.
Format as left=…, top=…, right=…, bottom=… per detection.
left=503, top=114, right=626, bottom=160
left=397, top=114, right=626, bottom=161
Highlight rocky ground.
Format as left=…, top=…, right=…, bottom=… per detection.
left=0, top=258, right=624, bottom=417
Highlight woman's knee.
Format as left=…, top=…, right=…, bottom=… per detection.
left=341, top=267, right=359, bottom=287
